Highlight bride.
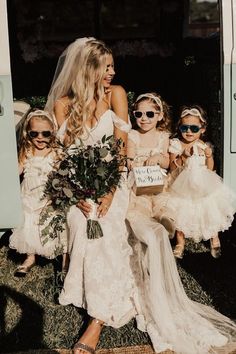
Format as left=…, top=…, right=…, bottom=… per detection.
left=46, top=37, right=236, bottom=354
left=46, top=37, right=138, bottom=354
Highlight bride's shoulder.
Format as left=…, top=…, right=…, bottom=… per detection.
left=110, top=84, right=126, bottom=95
left=54, top=96, right=71, bottom=113
left=55, top=96, right=70, bottom=107
left=54, top=96, right=71, bottom=127
left=110, top=85, right=127, bottom=103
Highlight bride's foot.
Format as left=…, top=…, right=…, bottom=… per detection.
left=14, top=254, right=36, bottom=277
left=73, top=318, right=103, bottom=354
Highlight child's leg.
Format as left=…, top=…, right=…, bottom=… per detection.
left=14, top=254, right=35, bottom=277
left=210, top=234, right=221, bottom=259
left=159, top=214, right=176, bottom=238
left=173, top=231, right=185, bottom=259
left=62, top=253, right=70, bottom=273
left=152, top=199, right=175, bottom=237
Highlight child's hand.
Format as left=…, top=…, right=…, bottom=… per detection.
left=144, top=154, right=160, bottom=166
left=205, top=146, right=213, bottom=158
left=183, top=147, right=193, bottom=157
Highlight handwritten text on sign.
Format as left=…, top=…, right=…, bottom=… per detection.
left=133, top=165, right=165, bottom=187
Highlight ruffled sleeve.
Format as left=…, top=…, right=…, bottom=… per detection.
left=169, top=138, right=183, bottom=155
left=196, top=141, right=208, bottom=150
left=111, top=111, right=132, bottom=133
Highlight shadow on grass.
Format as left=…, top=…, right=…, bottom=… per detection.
left=0, top=285, right=58, bottom=353
left=178, top=220, right=236, bottom=320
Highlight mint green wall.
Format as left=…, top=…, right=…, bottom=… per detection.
left=0, top=75, right=22, bottom=229
left=223, top=64, right=236, bottom=200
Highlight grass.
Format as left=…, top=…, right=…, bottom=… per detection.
left=1, top=223, right=236, bottom=353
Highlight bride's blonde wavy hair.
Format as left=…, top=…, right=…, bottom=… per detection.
left=46, top=38, right=113, bottom=146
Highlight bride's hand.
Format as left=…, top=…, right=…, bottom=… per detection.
left=97, top=192, right=114, bottom=218
left=76, top=199, right=92, bottom=217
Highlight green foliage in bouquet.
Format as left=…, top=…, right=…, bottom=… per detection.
left=39, top=135, right=126, bottom=241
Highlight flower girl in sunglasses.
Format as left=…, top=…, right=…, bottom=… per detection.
left=127, top=92, right=175, bottom=235
left=9, top=110, right=67, bottom=276
left=155, top=105, right=235, bottom=259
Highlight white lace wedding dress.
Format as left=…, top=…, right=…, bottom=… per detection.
left=58, top=110, right=138, bottom=327
left=126, top=131, right=236, bottom=354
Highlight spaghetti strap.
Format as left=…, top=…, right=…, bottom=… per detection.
left=56, top=99, right=68, bottom=108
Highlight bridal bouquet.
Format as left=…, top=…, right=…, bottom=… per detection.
left=39, top=135, right=126, bottom=242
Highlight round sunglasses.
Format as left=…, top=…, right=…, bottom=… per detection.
left=28, top=130, right=53, bottom=138
left=133, top=111, right=160, bottom=119
left=179, top=125, right=202, bottom=133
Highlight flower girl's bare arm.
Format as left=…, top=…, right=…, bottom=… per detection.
left=169, top=152, right=183, bottom=171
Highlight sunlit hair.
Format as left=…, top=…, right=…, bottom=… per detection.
left=18, top=110, right=56, bottom=164
left=133, top=92, right=172, bottom=132
left=175, top=104, right=208, bottom=138
left=46, top=39, right=113, bottom=146
left=65, top=40, right=113, bottom=146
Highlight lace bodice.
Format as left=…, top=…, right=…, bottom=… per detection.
left=128, top=129, right=169, bottom=165
left=169, top=138, right=207, bottom=168
left=23, top=153, right=55, bottom=191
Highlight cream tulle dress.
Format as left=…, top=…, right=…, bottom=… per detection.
left=58, top=110, right=139, bottom=328
left=155, top=138, right=236, bottom=242
left=9, top=152, right=67, bottom=258
left=126, top=131, right=236, bottom=354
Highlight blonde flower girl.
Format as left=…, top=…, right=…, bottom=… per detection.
left=9, top=110, right=67, bottom=276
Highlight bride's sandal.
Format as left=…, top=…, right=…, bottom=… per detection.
left=73, top=318, right=103, bottom=354
left=173, top=244, right=184, bottom=259
left=73, top=342, right=95, bottom=354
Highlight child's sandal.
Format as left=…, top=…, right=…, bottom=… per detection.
left=210, top=239, right=221, bottom=259
left=14, top=263, right=35, bottom=277
left=173, top=244, right=184, bottom=259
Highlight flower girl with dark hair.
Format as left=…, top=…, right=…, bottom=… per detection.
left=154, top=105, right=236, bottom=259
left=9, top=110, right=67, bottom=276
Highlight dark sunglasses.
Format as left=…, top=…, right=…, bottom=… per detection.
left=133, top=111, right=160, bottom=119
left=28, top=130, right=53, bottom=138
left=179, top=125, right=202, bottom=133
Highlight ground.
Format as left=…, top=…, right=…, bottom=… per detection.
left=0, top=222, right=236, bottom=354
